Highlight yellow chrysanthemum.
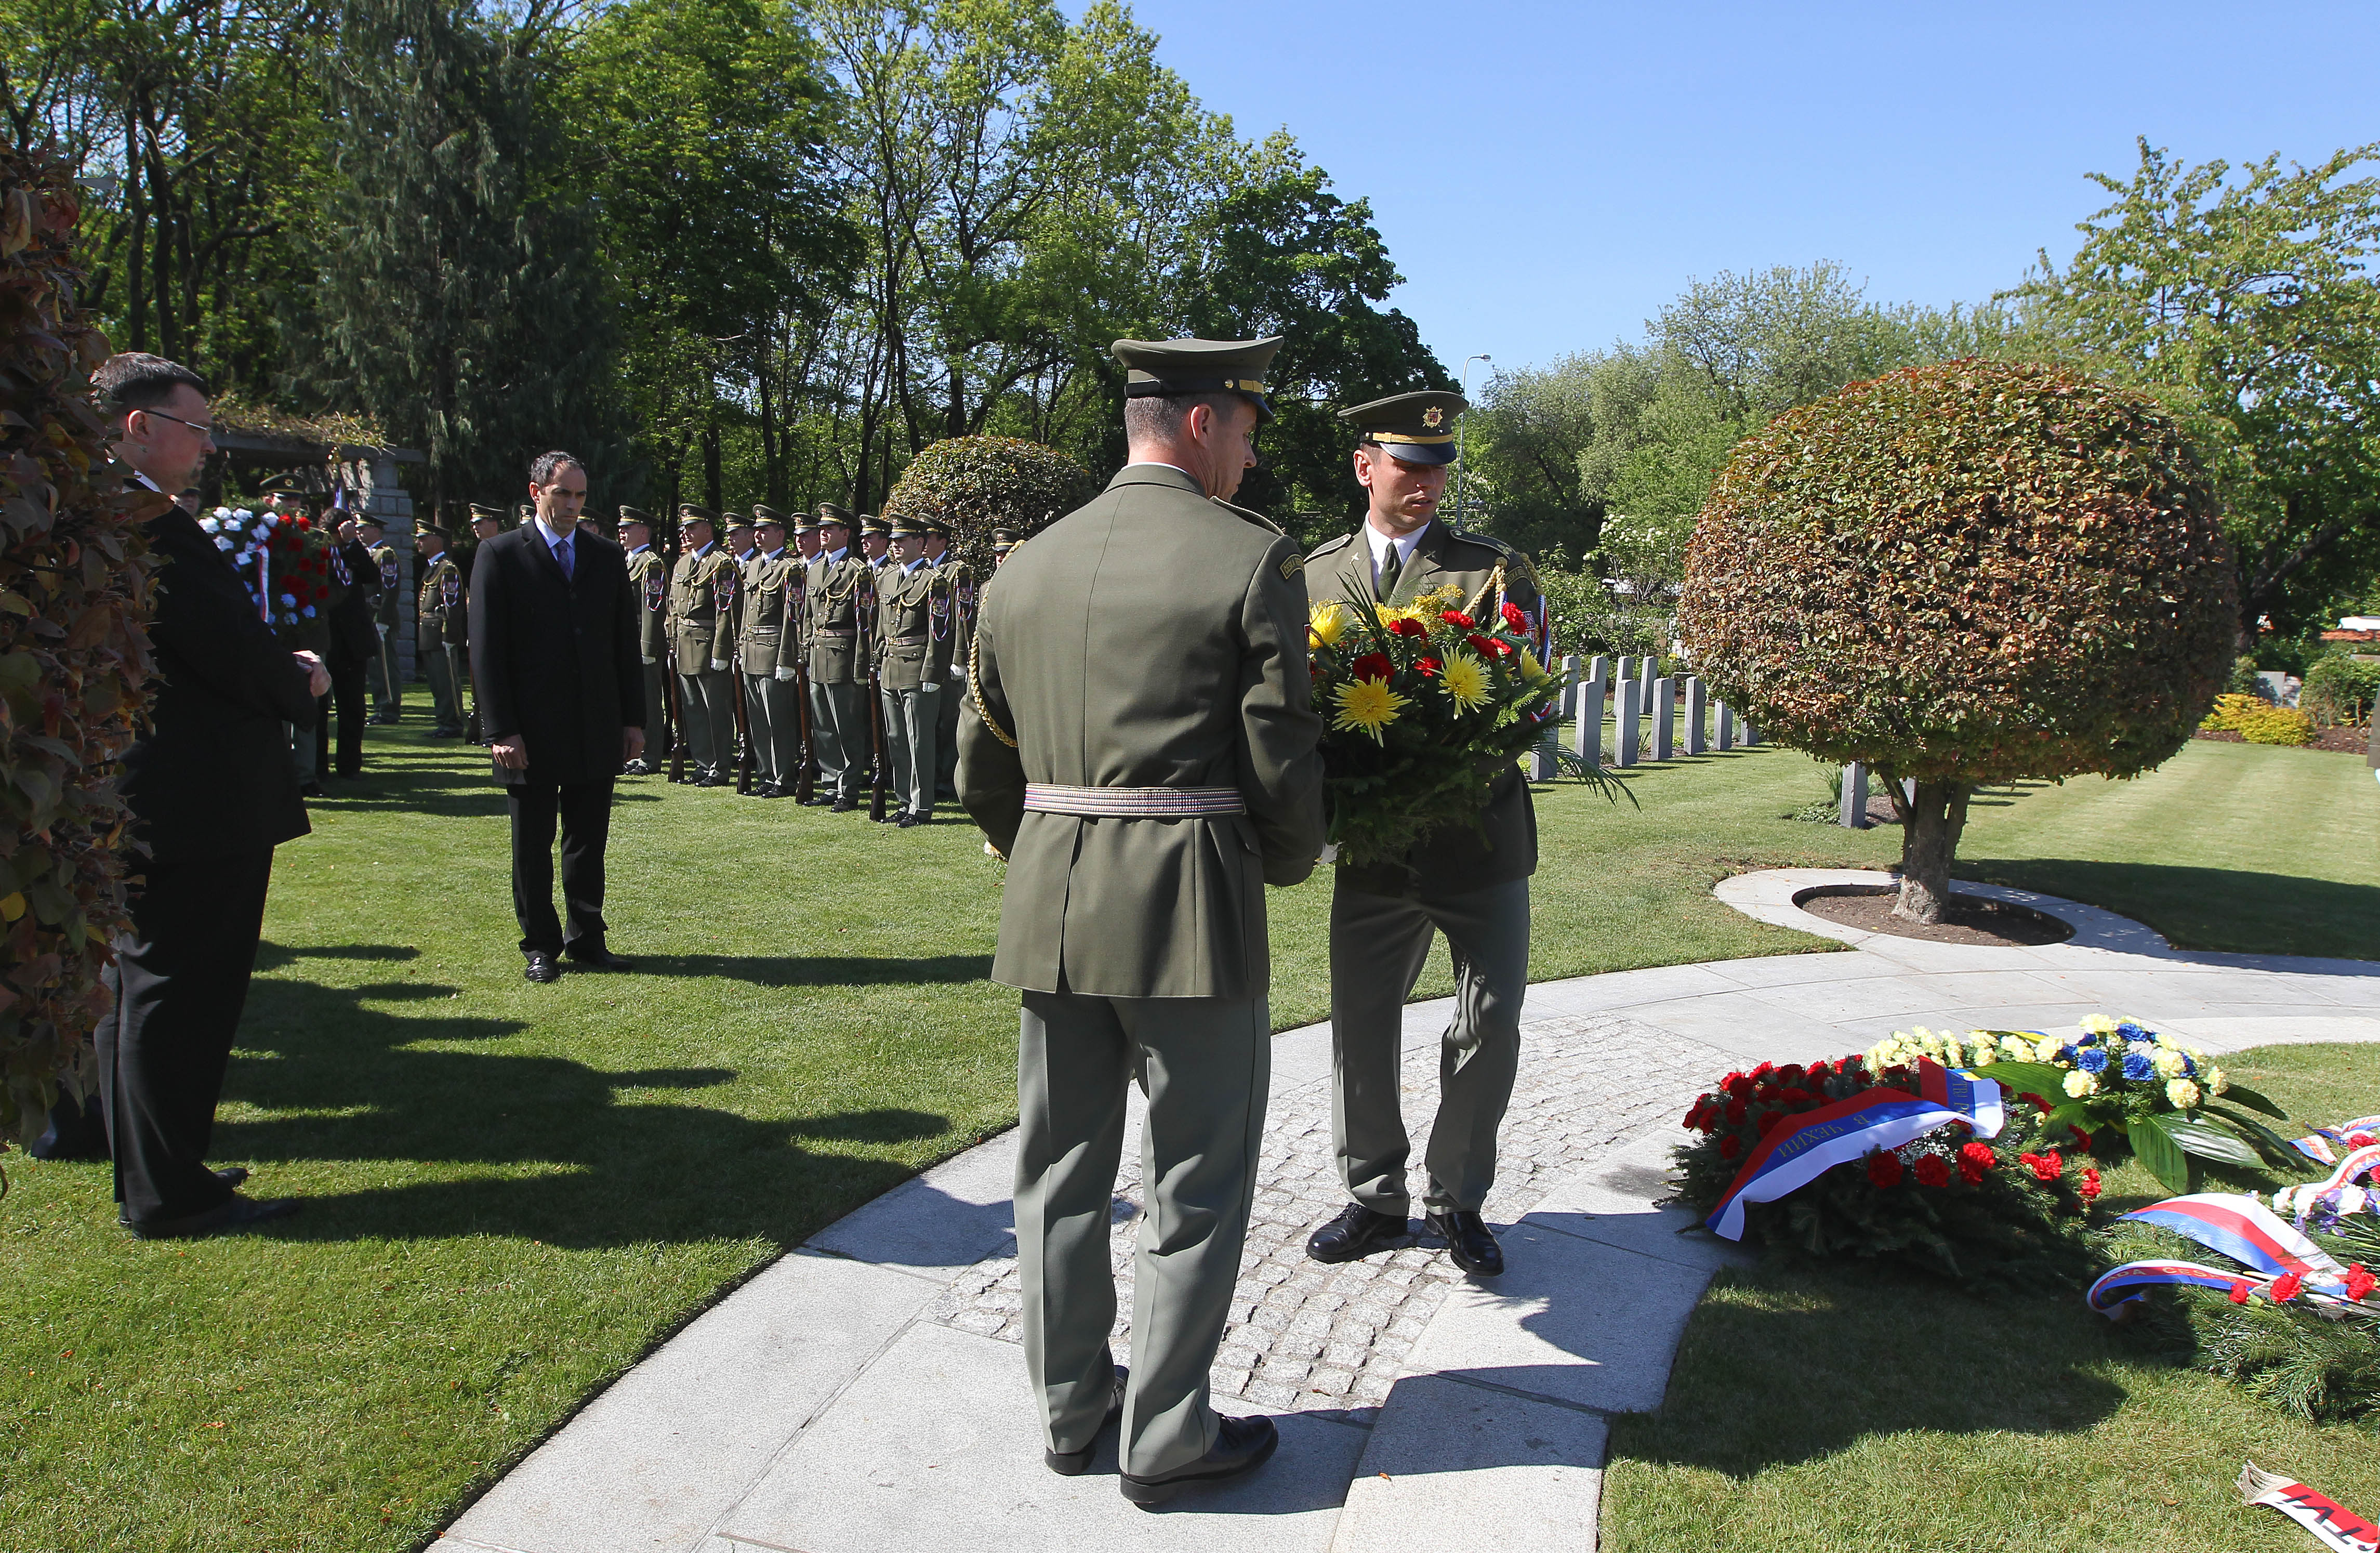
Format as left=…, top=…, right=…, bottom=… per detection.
left=1518, top=648, right=1551, bottom=685
left=1309, top=602, right=1352, bottom=648
left=1438, top=650, right=1491, bottom=712
left=1331, top=677, right=1407, bottom=742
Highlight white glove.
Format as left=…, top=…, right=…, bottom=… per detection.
left=774, top=666, right=798, bottom=682
left=709, top=659, right=729, bottom=673
left=641, top=653, right=657, bottom=666
left=921, top=682, right=941, bottom=693
left=1318, top=843, right=1340, bottom=865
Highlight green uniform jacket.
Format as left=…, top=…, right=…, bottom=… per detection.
left=418, top=551, right=466, bottom=650
left=959, top=464, right=1327, bottom=999
left=367, top=542, right=400, bottom=626
left=1307, top=519, right=1543, bottom=899
left=804, top=551, right=867, bottom=685
left=625, top=544, right=669, bottom=659
left=874, top=560, right=955, bottom=690
left=738, top=550, right=799, bottom=675
left=667, top=546, right=735, bottom=675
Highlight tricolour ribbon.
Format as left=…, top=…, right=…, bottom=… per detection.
left=2239, top=1462, right=2380, bottom=1553
left=1704, top=1061, right=2003, bottom=1241
left=2117, top=1193, right=2348, bottom=1287
left=2292, top=1116, right=2380, bottom=1166
left=2087, top=1259, right=2257, bottom=1311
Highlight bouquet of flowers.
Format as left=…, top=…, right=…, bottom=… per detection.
left=197, top=506, right=326, bottom=629
left=1673, top=1044, right=2100, bottom=1282
left=1307, top=582, right=1592, bottom=866
left=1950, top=1015, right=2296, bottom=1193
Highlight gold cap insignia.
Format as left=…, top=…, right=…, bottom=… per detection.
left=1422, top=406, right=1445, bottom=430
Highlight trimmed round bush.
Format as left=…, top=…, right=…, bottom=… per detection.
left=1677, top=360, right=2237, bottom=922
left=880, top=436, right=1093, bottom=571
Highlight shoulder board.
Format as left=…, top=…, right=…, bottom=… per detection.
left=1209, top=496, right=1283, bottom=536
left=1307, top=532, right=1356, bottom=560
left=1446, top=528, right=1518, bottom=558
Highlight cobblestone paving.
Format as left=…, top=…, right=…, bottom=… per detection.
left=930, top=1011, right=1736, bottom=1417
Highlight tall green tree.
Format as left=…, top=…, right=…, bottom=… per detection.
left=2016, top=139, right=2380, bottom=638
left=306, top=0, right=621, bottom=516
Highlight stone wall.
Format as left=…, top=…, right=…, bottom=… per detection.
left=346, top=454, right=417, bottom=680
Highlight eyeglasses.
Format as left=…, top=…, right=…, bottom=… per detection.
left=137, top=407, right=217, bottom=437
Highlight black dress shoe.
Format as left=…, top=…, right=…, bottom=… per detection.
left=895, top=812, right=920, bottom=827
left=1306, top=1202, right=1409, bottom=1264
left=1426, top=1208, right=1504, bottom=1276
left=830, top=796, right=860, bottom=813
left=1045, top=1365, right=1128, bottom=1476
left=1119, top=1414, right=1278, bottom=1507
left=798, top=794, right=829, bottom=806
left=524, top=951, right=561, bottom=984
left=214, top=1166, right=250, bottom=1188
left=299, top=781, right=325, bottom=798
left=695, top=774, right=727, bottom=788
left=126, top=1193, right=299, bottom=1240
left=565, top=945, right=633, bottom=972
left=758, top=784, right=786, bottom=798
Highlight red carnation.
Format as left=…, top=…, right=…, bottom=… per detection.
left=2228, top=1280, right=2252, bottom=1305
left=1755, top=1111, right=1782, bottom=1136
left=1718, top=1135, right=1742, bottom=1160
left=1958, top=1141, right=1995, bottom=1183
left=1777, top=1087, right=1812, bottom=1108
left=1750, top=1062, right=1775, bottom=1080
left=1867, top=1152, right=1903, bottom=1188
left=2022, top=1149, right=2063, bottom=1181
left=2020, top=1092, right=2051, bottom=1115
left=1682, top=1104, right=1705, bottom=1131
left=1725, top=1074, right=1755, bottom=1099
left=1914, top=1155, right=1951, bottom=1188
left=1350, top=652, right=1393, bottom=682
left=2269, top=1273, right=2303, bottom=1303
left=1439, top=609, right=1475, bottom=628
left=1720, top=1071, right=1745, bottom=1089
left=1500, top=601, right=1529, bottom=632
left=2078, top=1168, right=2102, bottom=1201
left=1723, top=1097, right=1747, bottom=1125
left=1413, top=656, right=1442, bottom=677
left=2345, top=1264, right=2375, bottom=1301
left=2349, top=1132, right=2375, bottom=1149
left=1387, top=616, right=1427, bottom=638
left=1777, top=1064, right=1805, bottom=1086
left=2069, top=1125, right=2092, bottom=1149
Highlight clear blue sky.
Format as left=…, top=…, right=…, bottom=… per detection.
left=1096, top=1, right=2380, bottom=381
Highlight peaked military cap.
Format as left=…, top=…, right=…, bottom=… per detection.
left=816, top=501, right=854, bottom=527
left=618, top=505, right=654, bottom=528
left=921, top=516, right=951, bottom=537
left=354, top=514, right=385, bottom=531
left=860, top=512, right=890, bottom=536
left=1339, top=390, right=1468, bottom=466
left=1112, top=335, right=1284, bottom=423
left=990, top=528, right=1018, bottom=552
left=678, top=504, right=717, bottom=524
left=515, top=503, right=536, bottom=520
left=468, top=502, right=505, bottom=522
left=415, top=521, right=448, bottom=540
left=722, top=512, right=752, bottom=536
left=792, top=512, right=820, bottom=535
left=262, top=477, right=308, bottom=496
left=752, top=503, right=788, bottom=527
left=888, top=513, right=927, bottom=539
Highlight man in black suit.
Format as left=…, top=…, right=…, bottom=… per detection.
left=319, top=512, right=379, bottom=780
left=91, top=353, right=326, bottom=1237
left=469, top=451, right=646, bottom=983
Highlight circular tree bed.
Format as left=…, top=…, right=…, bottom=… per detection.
left=1795, top=885, right=2073, bottom=946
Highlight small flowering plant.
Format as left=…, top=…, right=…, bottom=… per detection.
left=1308, top=582, right=1603, bottom=866
left=1673, top=1044, right=2099, bottom=1283
left=1947, top=1015, right=2296, bottom=1194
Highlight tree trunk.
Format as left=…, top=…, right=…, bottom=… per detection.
left=1893, top=779, right=1972, bottom=924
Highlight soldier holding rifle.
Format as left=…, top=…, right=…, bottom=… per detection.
left=736, top=508, right=803, bottom=796
left=620, top=507, right=668, bottom=775
left=667, top=506, right=738, bottom=787
left=873, top=516, right=953, bottom=826
left=416, top=523, right=468, bottom=739
left=802, top=504, right=867, bottom=810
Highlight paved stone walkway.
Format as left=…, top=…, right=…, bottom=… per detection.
left=431, top=872, right=2378, bottom=1553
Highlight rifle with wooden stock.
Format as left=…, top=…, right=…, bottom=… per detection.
left=861, top=565, right=889, bottom=822
left=790, top=568, right=816, bottom=804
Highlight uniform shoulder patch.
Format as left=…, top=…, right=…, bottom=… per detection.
left=1279, top=551, right=1304, bottom=581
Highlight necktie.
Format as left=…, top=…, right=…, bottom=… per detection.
left=554, top=537, right=574, bottom=580
left=1377, top=544, right=1402, bottom=600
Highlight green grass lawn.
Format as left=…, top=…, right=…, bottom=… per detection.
left=2, top=726, right=2368, bottom=1550
left=1600, top=1043, right=2380, bottom=1553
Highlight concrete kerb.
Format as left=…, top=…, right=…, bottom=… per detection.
left=434, top=874, right=2377, bottom=1553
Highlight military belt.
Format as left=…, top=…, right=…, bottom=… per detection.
left=1022, top=783, right=1246, bottom=818
left=889, top=633, right=928, bottom=646
left=817, top=627, right=857, bottom=637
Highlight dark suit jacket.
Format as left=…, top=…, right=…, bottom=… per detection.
left=468, top=522, right=643, bottom=786
left=325, top=538, right=380, bottom=668
left=122, top=505, right=317, bottom=860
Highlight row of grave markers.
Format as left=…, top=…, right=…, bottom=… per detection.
left=1526, top=654, right=1760, bottom=780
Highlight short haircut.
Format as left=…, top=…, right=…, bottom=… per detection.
left=529, top=450, right=585, bottom=486
left=1123, top=391, right=1235, bottom=445
left=94, top=353, right=208, bottom=417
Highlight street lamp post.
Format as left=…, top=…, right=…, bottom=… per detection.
left=1453, top=353, right=1491, bottom=530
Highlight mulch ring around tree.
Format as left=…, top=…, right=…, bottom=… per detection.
left=1795, top=884, right=2074, bottom=947
left=2192, top=726, right=2371, bottom=753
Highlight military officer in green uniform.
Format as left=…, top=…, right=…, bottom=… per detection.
left=360, top=516, right=403, bottom=722
left=620, top=507, right=668, bottom=776
left=415, top=523, right=468, bottom=737
left=922, top=517, right=970, bottom=805
left=725, top=513, right=756, bottom=565
left=1301, top=391, right=1542, bottom=1280
left=871, top=515, right=951, bottom=825
left=990, top=527, right=1019, bottom=567
left=667, top=505, right=737, bottom=786
left=802, top=503, right=867, bottom=810
left=860, top=512, right=891, bottom=571
left=958, top=336, right=1324, bottom=1504
left=738, top=507, right=802, bottom=797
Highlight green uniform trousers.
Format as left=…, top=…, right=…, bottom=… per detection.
left=424, top=643, right=463, bottom=733
left=808, top=679, right=863, bottom=799
left=640, top=659, right=669, bottom=758
left=934, top=662, right=962, bottom=802
left=880, top=683, right=940, bottom=818
left=1329, top=877, right=1530, bottom=1216
left=372, top=625, right=400, bottom=715
left=677, top=667, right=734, bottom=779
left=1016, top=989, right=1268, bottom=1480
left=747, top=675, right=802, bottom=789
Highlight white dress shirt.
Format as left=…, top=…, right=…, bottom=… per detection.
left=1365, top=521, right=1429, bottom=586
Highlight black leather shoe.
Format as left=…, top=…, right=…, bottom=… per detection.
left=566, top=945, right=633, bottom=972
left=1044, top=1365, right=1128, bottom=1476
left=1120, top=1414, right=1278, bottom=1507
left=126, top=1193, right=299, bottom=1240
left=214, top=1166, right=250, bottom=1189
left=798, top=794, right=829, bottom=806
left=896, top=812, right=920, bottom=828
left=524, top=951, right=561, bottom=984
left=830, top=797, right=859, bottom=813
left=299, top=781, right=325, bottom=798
left=695, top=774, right=727, bottom=788
left=1306, top=1203, right=1408, bottom=1264
left=1426, top=1208, right=1504, bottom=1276
left=758, top=784, right=786, bottom=799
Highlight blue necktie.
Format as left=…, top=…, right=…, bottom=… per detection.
left=554, top=537, right=574, bottom=580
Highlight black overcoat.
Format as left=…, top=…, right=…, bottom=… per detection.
left=468, top=523, right=644, bottom=785
left=121, top=505, right=318, bottom=860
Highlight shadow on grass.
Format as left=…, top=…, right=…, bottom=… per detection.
left=213, top=960, right=954, bottom=1249
left=629, top=953, right=993, bottom=987
left=1954, top=858, right=2380, bottom=964
left=1607, top=1261, right=2131, bottom=1478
